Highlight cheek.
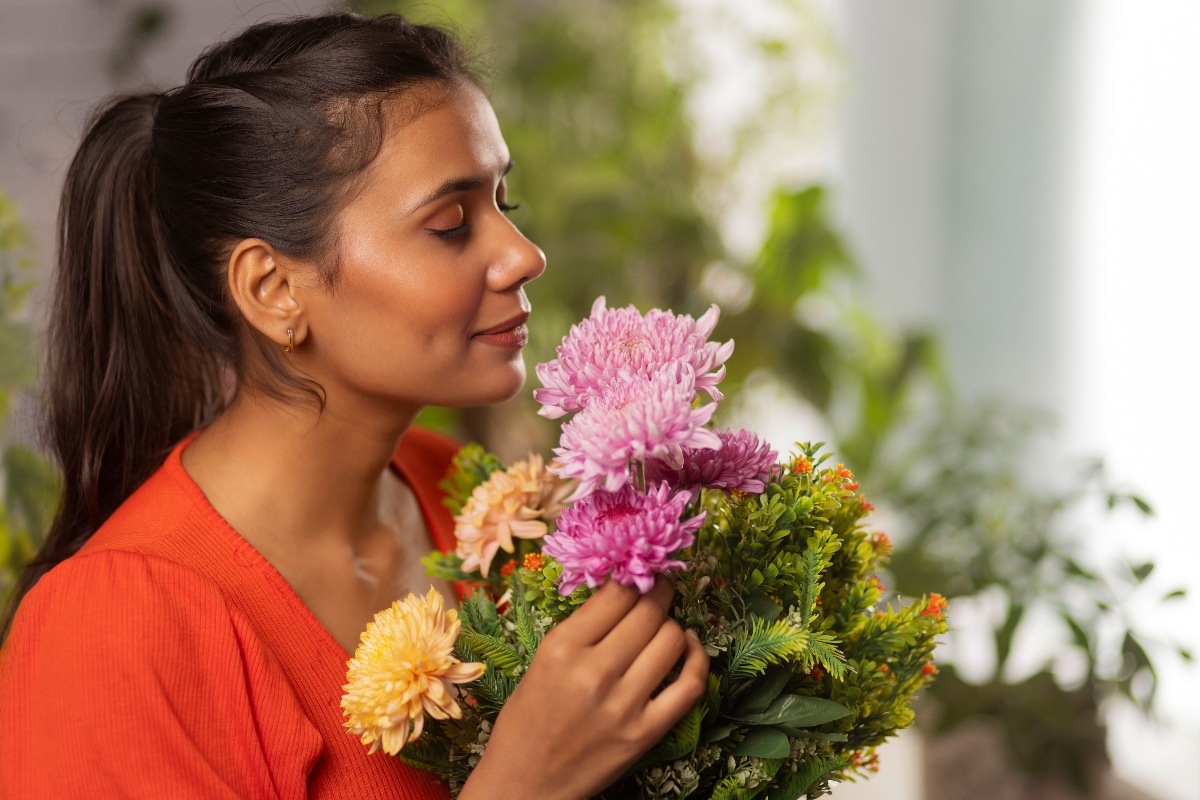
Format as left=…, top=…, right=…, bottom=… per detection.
left=340, top=246, right=478, bottom=345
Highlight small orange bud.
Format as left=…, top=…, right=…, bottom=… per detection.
left=921, top=593, right=949, bottom=619
left=522, top=553, right=546, bottom=572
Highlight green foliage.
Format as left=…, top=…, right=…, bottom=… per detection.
left=875, top=404, right=1187, bottom=789
left=107, top=2, right=173, bottom=81
left=0, top=191, right=58, bottom=606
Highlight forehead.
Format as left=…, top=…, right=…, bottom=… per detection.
left=361, top=84, right=509, bottom=195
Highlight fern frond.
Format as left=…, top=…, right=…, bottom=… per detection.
left=803, top=632, right=850, bottom=681
left=728, top=619, right=809, bottom=681
left=512, top=590, right=541, bottom=662
left=459, top=629, right=524, bottom=679
left=650, top=701, right=705, bottom=763
left=459, top=591, right=504, bottom=638
left=465, top=661, right=516, bottom=717
left=709, top=758, right=783, bottom=800
left=767, top=754, right=851, bottom=800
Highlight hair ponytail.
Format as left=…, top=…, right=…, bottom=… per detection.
left=1, top=95, right=230, bottom=634
left=1, top=12, right=475, bottom=638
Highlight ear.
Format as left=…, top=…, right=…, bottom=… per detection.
left=226, top=238, right=306, bottom=350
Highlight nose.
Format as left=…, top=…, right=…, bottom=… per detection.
left=488, top=216, right=546, bottom=292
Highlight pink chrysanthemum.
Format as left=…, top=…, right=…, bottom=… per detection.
left=550, top=365, right=721, bottom=500
left=645, top=428, right=778, bottom=498
left=534, top=296, right=735, bottom=419
left=542, top=483, right=705, bottom=595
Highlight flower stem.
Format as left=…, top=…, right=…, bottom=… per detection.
left=635, top=460, right=646, bottom=493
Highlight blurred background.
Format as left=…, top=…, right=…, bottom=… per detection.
left=1, top=0, right=1196, bottom=798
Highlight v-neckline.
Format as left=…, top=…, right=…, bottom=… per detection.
left=169, top=431, right=455, bottom=663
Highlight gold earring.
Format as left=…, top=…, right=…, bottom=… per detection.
left=284, top=328, right=295, bottom=353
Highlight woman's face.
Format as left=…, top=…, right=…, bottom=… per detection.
left=296, top=83, right=546, bottom=416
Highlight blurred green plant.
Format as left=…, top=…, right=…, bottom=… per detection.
left=0, top=192, right=58, bottom=605
left=96, top=0, right=174, bottom=81
left=877, top=404, right=1190, bottom=791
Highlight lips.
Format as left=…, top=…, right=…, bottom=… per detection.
left=474, top=311, right=530, bottom=337
left=472, top=311, right=530, bottom=348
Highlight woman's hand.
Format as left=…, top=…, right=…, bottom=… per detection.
left=458, top=577, right=709, bottom=800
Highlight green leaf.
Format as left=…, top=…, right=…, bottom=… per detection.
left=733, top=694, right=851, bottom=728
left=747, top=590, right=783, bottom=622
left=733, top=664, right=792, bottom=716
left=703, top=722, right=735, bottom=743
left=729, top=727, right=790, bottom=759
left=421, top=551, right=470, bottom=582
left=1130, top=562, right=1155, bottom=583
left=994, top=601, right=1026, bottom=670
left=772, top=727, right=847, bottom=742
left=1131, top=495, right=1154, bottom=515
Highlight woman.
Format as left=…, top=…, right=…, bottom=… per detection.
left=0, top=13, right=708, bottom=799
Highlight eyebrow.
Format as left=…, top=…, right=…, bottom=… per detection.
left=406, top=160, right=514, bottom=217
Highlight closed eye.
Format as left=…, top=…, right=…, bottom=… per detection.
left=427, top=222, right=472, bottom=240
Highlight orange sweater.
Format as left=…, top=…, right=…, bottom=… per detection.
left=0, top=428, right=459, bottom=799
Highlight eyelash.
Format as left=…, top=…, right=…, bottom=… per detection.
left=426, top=201, right=521, bottom=240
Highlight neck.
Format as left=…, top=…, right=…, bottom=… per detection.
left=182, top=387, right=423, bottom=548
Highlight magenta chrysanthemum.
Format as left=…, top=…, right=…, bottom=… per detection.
left=542, top=483, right=705, bottom=595
left=550, top=365, right=721, bottom=500
left=534, top=296, right=735, bottom=419
left=645, top=428, right=778, bottom=498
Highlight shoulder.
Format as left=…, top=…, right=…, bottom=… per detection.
left=4, top=548, right=238, bottom=673
left=0, top=550, right=297, bottom=797
left=78, top=439, right=207, bottom=557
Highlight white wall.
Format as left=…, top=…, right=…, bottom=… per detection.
left=0, top=0, right=332, bottom=301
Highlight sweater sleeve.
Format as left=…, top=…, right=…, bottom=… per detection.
left=0, top=550, right=313, bottom=799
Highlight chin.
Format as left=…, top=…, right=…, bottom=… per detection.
left=443, top=364, right=527, bottom=408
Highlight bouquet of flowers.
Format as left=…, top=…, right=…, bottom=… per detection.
left=341, top=298, right=946, bottom=799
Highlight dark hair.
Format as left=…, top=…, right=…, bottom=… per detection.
left=2, top=12, right=475, bottom=636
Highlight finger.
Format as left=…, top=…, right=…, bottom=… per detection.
left=644, top=575, right=676, bottom=613
left=596, top=578, right=675, bottom=664
left=554, top=580, right=640, bottom=645
left=639, top=630, right=710, bottom=740
left=612, top=619, right=688, bottom=705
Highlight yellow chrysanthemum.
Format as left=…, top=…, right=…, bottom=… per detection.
left=341, top=587, right=485, bottom=756
left=454, top=454, right=572, bottom=577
